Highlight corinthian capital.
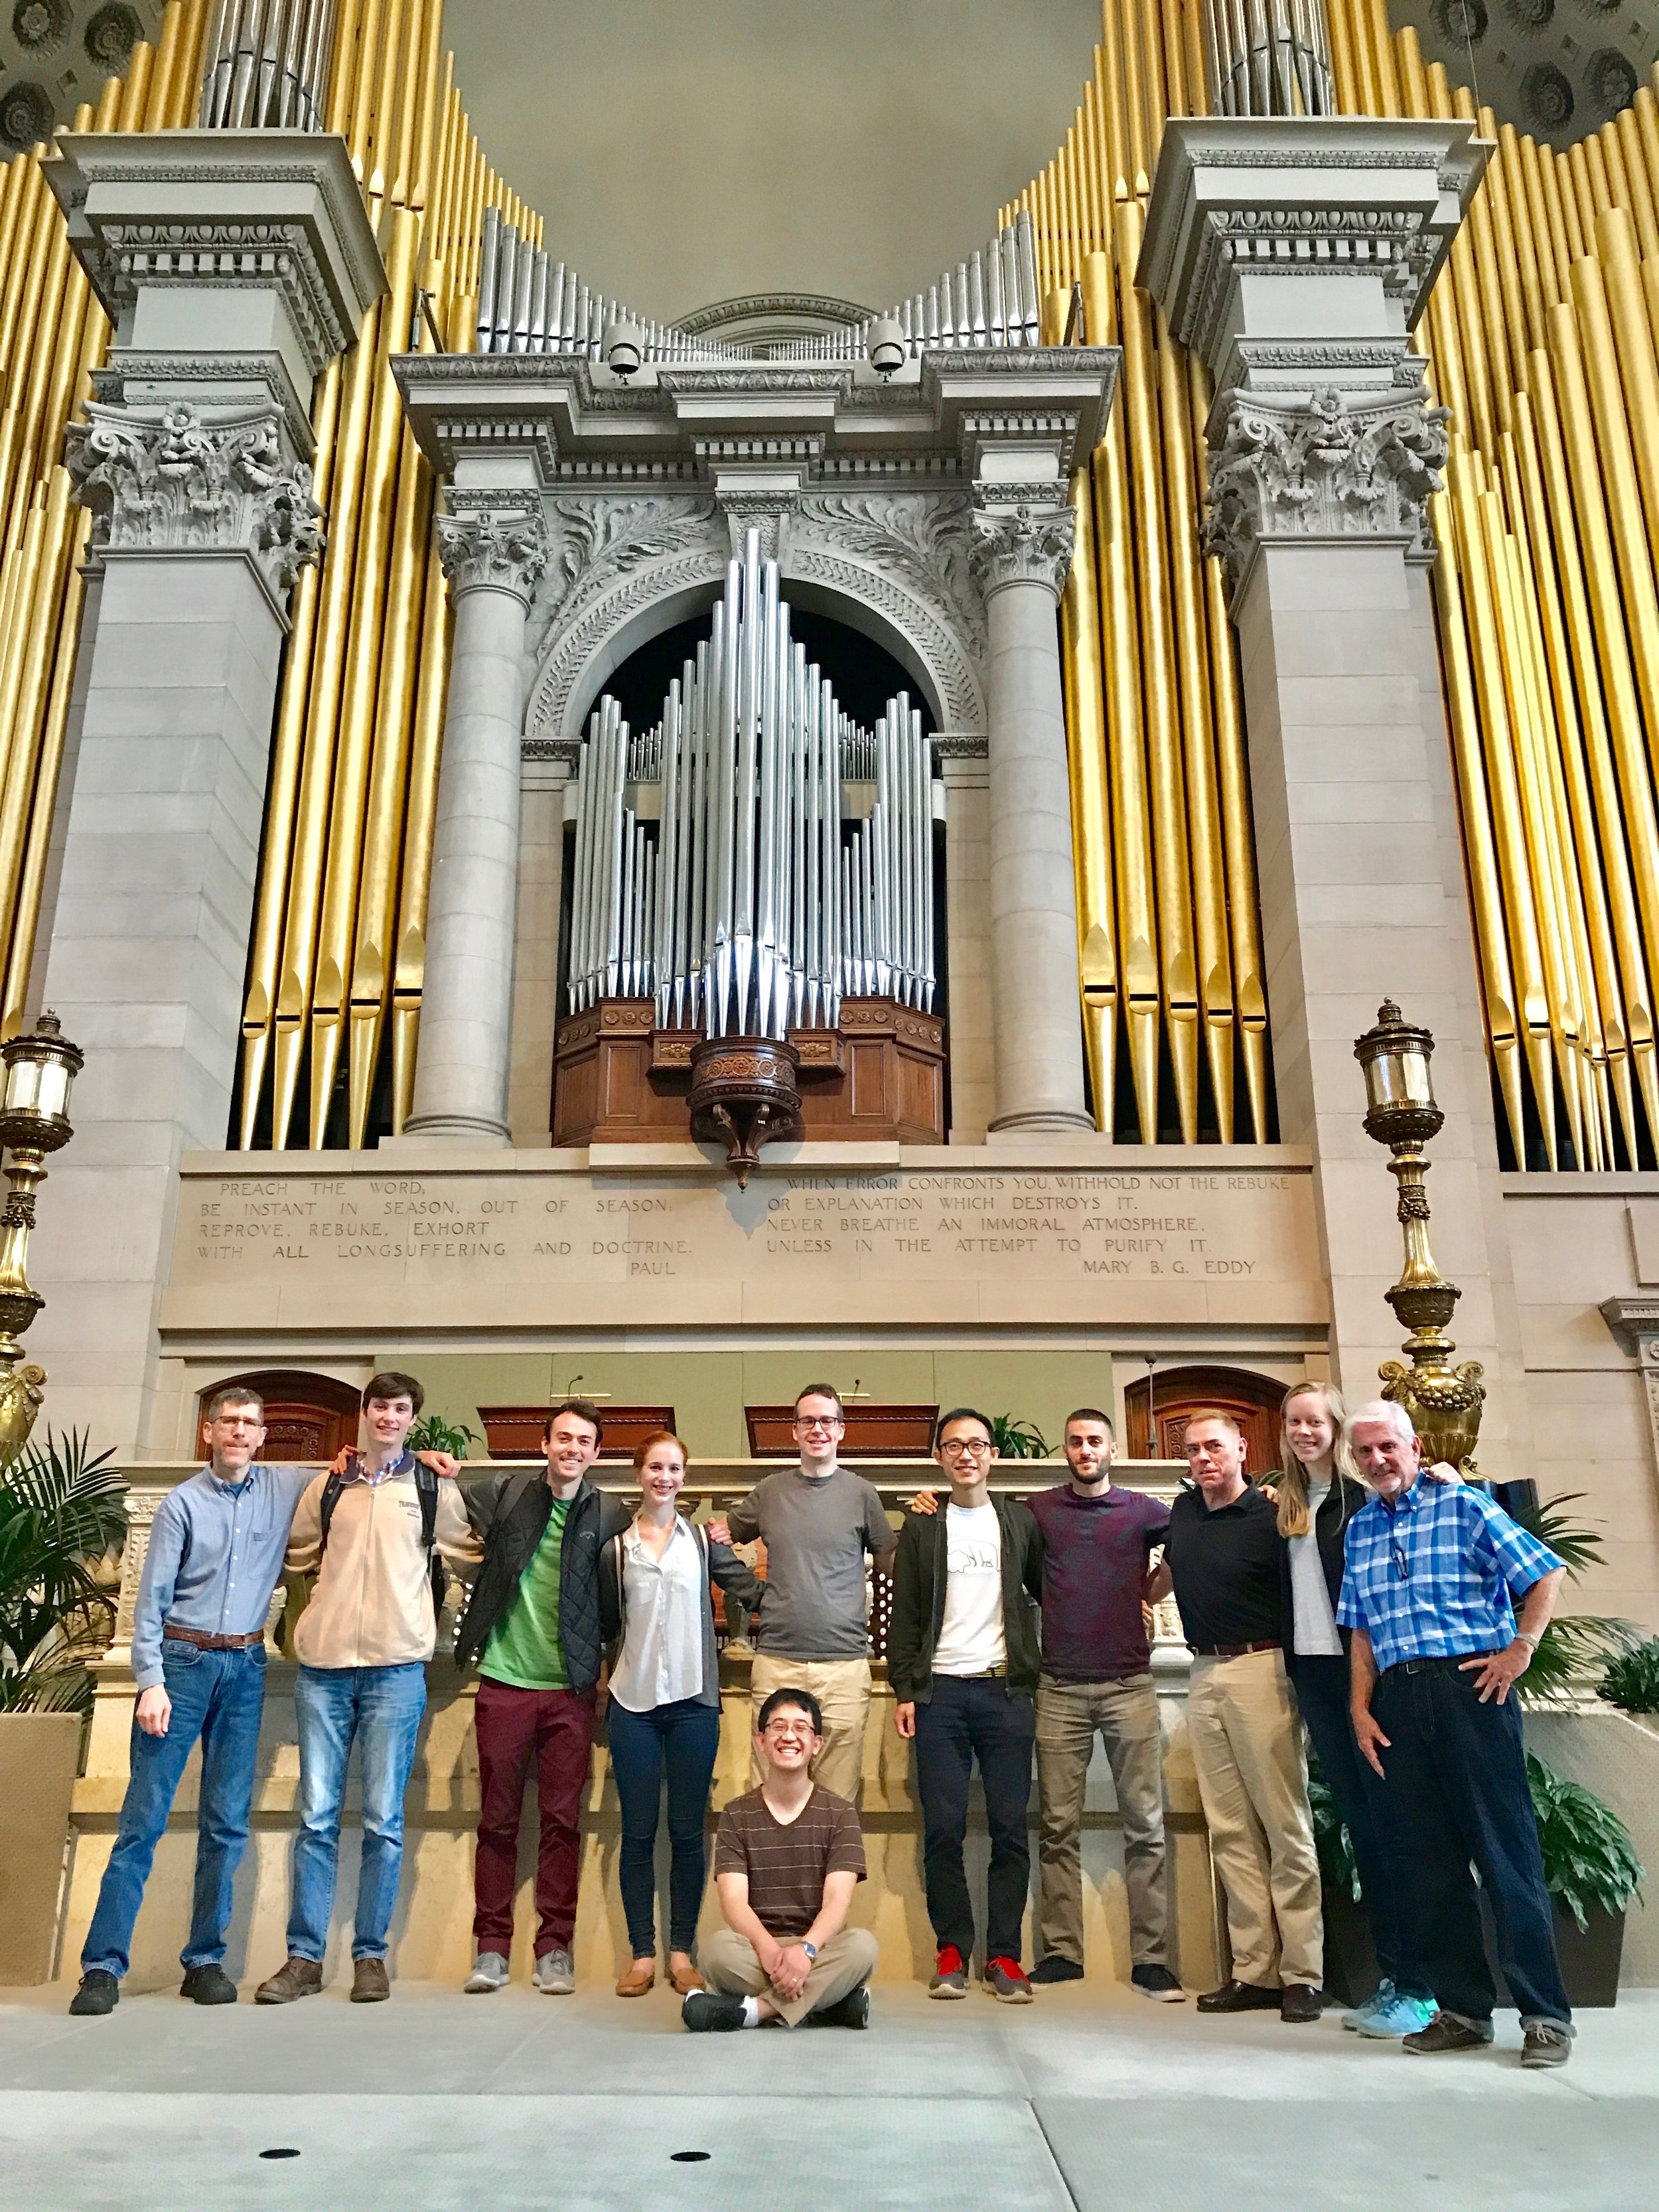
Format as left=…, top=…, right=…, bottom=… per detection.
left=437, top=508, right=551, bottom=606
left=1204, top=374, right=1451, bottom=601
left=969, top=500, right=1076, bottom=601
left=65, top=399, right=323, bottom=608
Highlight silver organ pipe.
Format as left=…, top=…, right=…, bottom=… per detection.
left=200, top=0, right=337, bottom=130
left=566, top=530, right=939, bottom=1038
left=1205, top=0, right=1334, bottom=116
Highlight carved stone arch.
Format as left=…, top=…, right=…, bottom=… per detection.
left=526, top=546, right=730, bottom=743
left=777, top=550, right=978, bottom=731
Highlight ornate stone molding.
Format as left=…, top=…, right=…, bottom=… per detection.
left=528, top=545, right=731, bottom=741
left=92, top=222, right=347, bottom=383
left=716, top=487, right=798, bottom=563
left=931, top=731, right=989, bottom=759
left=796, top=490, right=980, bottom=652
left=1203, top=381, right=1451, bottom=601
left=92, top=352, right=314, bottom=460
left=524, top=494, right=725, bottom=677
left=968, top=501, right=1076, bottom=601
left=436, top=508, right=551, bottom=606
left=65, top=398, right=323, bottom=606
left=786, top=544, right=984, bottom=730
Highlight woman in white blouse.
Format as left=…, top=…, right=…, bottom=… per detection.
left=600, top=1430, right=761, bottom=1998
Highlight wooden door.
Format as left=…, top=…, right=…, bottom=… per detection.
left=1123, top=1364, right=1287, bottom=1483
left=196, top=1370, right=361, bottom=1463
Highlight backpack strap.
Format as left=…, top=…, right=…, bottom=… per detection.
left=317, top=1469, right=346, bottom=1554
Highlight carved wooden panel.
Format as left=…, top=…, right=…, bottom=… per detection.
left=1123, top=1363, right=1287, bottom=1482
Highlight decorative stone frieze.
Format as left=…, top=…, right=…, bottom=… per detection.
left=435, top=507, right=551, bottom=606
left=65, top=397, right=323, bottom=604
left=968, top=500, right=1076, bottom=601
left=1202, top=374, right=1451, bottom=599
left=715, top=486, right=798, bottom=564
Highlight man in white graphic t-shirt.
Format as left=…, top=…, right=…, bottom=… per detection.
left=887, top=1408, right=1046, bottom=2003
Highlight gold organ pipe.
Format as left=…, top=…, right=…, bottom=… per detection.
left=1112, top=0, right=1151, bottom=198
left=1594, top=207, right=1659, bottom=580
left=1365, top=0, right=1400, bottom=111
left=1532, top=135, right=1574, bottom=305
left=0, top=475, right=72, bottom=958
left=1566, top=143, right=1597, bottom=246
left=1096, top=7, right=1129, bottom=193
left=117, top=40, right=154, bottom=129
left=1500, top=126, right=1547, bottom=353
left=1569, top=256, right=1659, bottom=755
left=1327, top=0, right=1362, bottom=114
left=326, top=0, right=365, bottom=132
left=1116, top=194, right=1197, bottom=1139
left=1601, top=120, right=1632, bottom=224
left=1156, top=299, right=1233, bottom=1136
left=1, top=517, right=88, bottom=1031
left=1428, top=66, right=1496, bottom=461
left=143, top=3, right=185, bottom=132
left=1062, top=462, right=1118, bottom=1131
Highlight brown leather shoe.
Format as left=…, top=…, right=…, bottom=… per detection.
left=255, top=1956, right=323, bottom=2006
left=668, top=1960, right=706, bottom=1996
left=350, top=1957, right=390, bottom=2004
left=615, top=1958, right=656, bottom=1997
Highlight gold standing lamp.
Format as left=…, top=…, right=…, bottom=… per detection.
left=1353, top=999, right=1486, bottom=1471
left=0, top=1009, right=83, bottom=1462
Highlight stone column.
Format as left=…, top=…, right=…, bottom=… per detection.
left=27, top=133, right=381, bottom=1452
left=1139, top=117, right=1535, bottom=1477
left=405, top=507, right=549, bottom=1143
left=970, top=502, right=1094, bottom=1134
left=509, top=741, right=577, bottom=1145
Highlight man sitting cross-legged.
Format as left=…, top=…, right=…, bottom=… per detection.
left=683, top=1688, right=878, bottom=2031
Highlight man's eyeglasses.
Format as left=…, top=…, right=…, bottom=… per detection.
left=794, top=1418, right=841, bottom=1434
left=940, top=1438, right=992, bottom=1458
left=1390, top=1539, right=1411, bottom=1582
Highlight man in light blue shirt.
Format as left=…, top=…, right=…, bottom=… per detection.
left=1340, top=1400, right=1571, bottom=2071
left=71, top=1384, right=310, bottom=2016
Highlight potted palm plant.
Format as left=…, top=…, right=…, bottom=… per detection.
left=0, top=1430, right=124, bottom=1983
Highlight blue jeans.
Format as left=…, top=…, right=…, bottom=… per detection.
left=82, top=1641, right=267, bottom=1980
left=1290, top=1653, right=1431, bottom=2002
left=288, top=1662, right=427, bottom=1963
left=607, top=1697, right=722, bottom=1956
left=1372, top=1655, right=1571, bottom=2029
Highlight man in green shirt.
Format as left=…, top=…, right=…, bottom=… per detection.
left=452, top=1400, right=629, bottom=1993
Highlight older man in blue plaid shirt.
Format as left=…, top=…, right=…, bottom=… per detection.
left=1339, top=1400, right=1570, bottom=2069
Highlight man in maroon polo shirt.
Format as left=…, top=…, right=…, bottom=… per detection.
left=1026, top=1409, right=1181, bottom=1998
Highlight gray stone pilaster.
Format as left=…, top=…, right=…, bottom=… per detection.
left=27, top=133, right=382, bottom=1452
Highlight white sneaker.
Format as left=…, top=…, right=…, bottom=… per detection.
left=464, top=1951, right=510, bottom=1993
left=533, top=1947, right=575, bottom=1995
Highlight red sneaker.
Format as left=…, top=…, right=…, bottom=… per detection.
left=985, top=1956, right=1033, bottom=2004
left=930, top=1944, right=969, bottom=1998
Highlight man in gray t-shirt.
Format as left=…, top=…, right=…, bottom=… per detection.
left=709, top=1384, right=896, bottom=1802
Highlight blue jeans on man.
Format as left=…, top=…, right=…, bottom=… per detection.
left=287, top=1662, right=427, bottom=1962
left=82, top=1641, right=267, bottom=1980
left=1372, top=1656, right=1571, bottom=2029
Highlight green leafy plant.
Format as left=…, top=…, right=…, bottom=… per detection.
left=409, top=1412, right=478, bottom=1459
left=1599, top=1636, right=1659, bottom=1716
left=0, top=1430, right=125, bottom=1715
left=1307, top=1748, right=1361, bottom=1901
left=1527, top=1751, right=1644, bottom=1931
left=987, top=1413, right=1050, bottom=1460
left=1496, top=1491, right=1640, bottom=1706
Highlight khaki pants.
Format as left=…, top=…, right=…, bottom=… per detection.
left=1187, top=1649, right=1323, bottom=1988
left=749, top=1655, right=872, bottom=1803
left=1035, top=1672, right=1169, bottom=1969
left=700, top=1924, right=879, bottom=2027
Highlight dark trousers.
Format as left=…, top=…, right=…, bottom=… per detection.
left=912, top=1674, right=1036, bottom=1964
left=472, top=1677, right=596, bottom=1956
left=1372, top=1657, right=1571, bottom=2028
left=1291, top=1654, right=1431, bottom=2002
left=82, top=1641, right=266, bottom=1980
left=607, top=1696, right=723, bottom=1957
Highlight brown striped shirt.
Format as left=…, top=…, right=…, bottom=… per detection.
left=712, top=1785, right=866, bottom=1939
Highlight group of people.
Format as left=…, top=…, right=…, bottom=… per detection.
left=68, top=1371, right=1576, bottom=2069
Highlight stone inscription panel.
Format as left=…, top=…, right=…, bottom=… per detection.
left=170, top=1158, right=1323, bottom=1327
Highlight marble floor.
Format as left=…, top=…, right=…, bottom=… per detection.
left=1, top=1976, right=1653, bottom=2212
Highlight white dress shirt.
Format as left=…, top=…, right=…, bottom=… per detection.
left=608, top=1516, right=707, bottom=1712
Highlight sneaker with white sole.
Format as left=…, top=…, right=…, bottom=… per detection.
left=533, top=1947, right=575, bottom=1995
left=1351, top=1988, right=1438, bottom=2039
left=464, top=1951, right=510, bottom=1993
left=1131, top=1963, right=1186, bottom=2002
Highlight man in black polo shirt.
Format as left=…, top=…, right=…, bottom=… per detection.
left=1162, top=1410, right=1322, bottom=2023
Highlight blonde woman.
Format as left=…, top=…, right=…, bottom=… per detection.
left=599, top=1431, right=762, bottom=1998
left=1273, top=1381, right=1437, bottom=2039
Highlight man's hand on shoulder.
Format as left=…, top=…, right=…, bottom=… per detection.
left=1423, top=1461, right=1462, bottom=1485
left=904, top=1488, right=940, bottom=1516
left=415, top=1449, right=459, bottom=1479
left=326, top=1447, right=356, bottom=1477
left=705, top=1517, right=731, bottom=1547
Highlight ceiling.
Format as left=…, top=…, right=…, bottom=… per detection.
left=1392, top=0, right=1655, bottom=151
left=0, top=1, right=165, bottom=151
left=445, top=0, right=1100, bottom=327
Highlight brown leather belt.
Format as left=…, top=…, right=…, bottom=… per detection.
left=1190, top=1639, right=1281, bottom=1659
left=163, top=1624, right=265, bottom=1651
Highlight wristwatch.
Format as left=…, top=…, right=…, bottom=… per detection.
left=800, top=1941, right=819, bottom=1961
left=1514, top=1632, right=1539, bottom=1653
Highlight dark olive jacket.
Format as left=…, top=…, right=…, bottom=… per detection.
left=887, top=1494, right=1045, bottom=1702
left=453, top=1469, right=630, bottom=1688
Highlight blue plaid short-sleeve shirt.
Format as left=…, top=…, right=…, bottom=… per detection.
left=1336, top=1477, right=1563, bottom=1674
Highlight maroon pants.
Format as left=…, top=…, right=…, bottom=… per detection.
left=472, top=1678, right=596, bottom=1955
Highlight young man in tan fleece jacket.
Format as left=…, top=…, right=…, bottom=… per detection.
left=256, top=1372, right=476, bottom=2006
